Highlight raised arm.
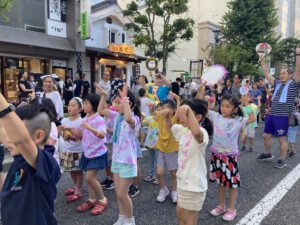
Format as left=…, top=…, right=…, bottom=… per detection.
left=0, top=94, right=38, bottom=168
left=259, top=55, right=275, bottom=85
left=119, top=83, right=135, bottom=128
left=95, top=83, right=110, bottom=117
left=295, top=47, right=300, bottom=83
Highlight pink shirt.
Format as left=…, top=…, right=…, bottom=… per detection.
left=109, top=111, right=141, bottom=165
left=81, top=113, right=107, bottom=158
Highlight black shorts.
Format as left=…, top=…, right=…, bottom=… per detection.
left=0, top=144, right=5, bottom=172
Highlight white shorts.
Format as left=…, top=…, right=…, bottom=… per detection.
left=177, top=189, right=206, bottom=211
left=246, top=127, right=255, bottom=138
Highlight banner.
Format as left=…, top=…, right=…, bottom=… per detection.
left=48, top=0, right=61, bottom=21
left=80, top=0, right=91, bottom=40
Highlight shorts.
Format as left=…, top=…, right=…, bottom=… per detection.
left=157, top=151, right=178, bottom=171
left=79, top=152, right=108, bottom=172
left=0, top=144, right=5, bottom=172
left=177, top=189, right=206, bottom=211
left=105, top=143, right=113, bottom=162
left=111, top=161, right=137, bottom=178
left=60, top=152, right=83, bottom=172
left=287, top=126, right=298, bottom=143
left=264, top=115, right=288, bottom=137
left=246, top=127, right=255, bottom=138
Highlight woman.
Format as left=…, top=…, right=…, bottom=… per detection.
left=110, top=68, right=125, bottom=99
left=18, top=71, right=33, bottom=100
left=41, top=75, right=64, bottom=119
left=64, top=76, right=74, bottom=106
left=132, top=74, right=148, bottom=98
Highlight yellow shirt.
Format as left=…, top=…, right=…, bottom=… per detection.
left=156, top=116, right=179, bottom=153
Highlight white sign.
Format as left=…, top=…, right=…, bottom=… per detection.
left=48, top=0, right=61, bottom=21
left=47, top=19, right=66, bottom=38
left=52, top=59, right=67, bottom=67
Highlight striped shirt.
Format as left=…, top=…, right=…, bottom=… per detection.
left=269, top=79, right=300, bottom=116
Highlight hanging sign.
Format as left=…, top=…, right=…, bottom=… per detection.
left=80, top=0, right=91, bottom=40
left=108, top=43, right=134, bottom=55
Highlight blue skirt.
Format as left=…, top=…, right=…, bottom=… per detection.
left=79, top=152, right=108, bottom=172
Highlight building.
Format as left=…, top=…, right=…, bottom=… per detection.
left=85, top=0, right=146, bottom=88
left=0, top=0, right=84, bottom=102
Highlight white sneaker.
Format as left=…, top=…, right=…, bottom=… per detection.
left=113, top=215, right=126, bottom=225
left=156, top=187, right=169, bottom=202
left=171, top=191, right=177, bottom=204
left=123, top=217, right=136, bottom=225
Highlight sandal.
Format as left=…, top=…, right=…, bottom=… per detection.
left=65, top=187, right=75, bottom=196
left=153, top=178, right=159, bottom=185
left=77, top=200, right=95, bottom=212
left=91, top=199, right=109, bottom=215
left=144, top=175, right=155, bottom=182
left=67, top=193, right=83, bottom=203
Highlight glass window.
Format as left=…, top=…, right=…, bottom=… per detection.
left=0, top=0, right=46, bottom=33
left=111, top=32, right=116, bottom=43
left=122, top=33, right=126, bottom=43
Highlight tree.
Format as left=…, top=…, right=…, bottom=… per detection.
left=123, top=0, right=194, bottom=74
left=0, top=0, right=14, bottom=21
left=209, top=0, right=279, bottom=77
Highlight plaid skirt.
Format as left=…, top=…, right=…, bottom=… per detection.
left=60, top=152, right=83, bottom=172
left=209, top=153, right=240, bottom=189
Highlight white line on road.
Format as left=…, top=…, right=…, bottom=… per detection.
left=236, top=163, right=300, bottom=225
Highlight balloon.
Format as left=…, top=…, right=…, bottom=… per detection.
left=201, top=65, right=228, bottom=85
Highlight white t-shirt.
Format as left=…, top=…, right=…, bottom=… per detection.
left=99, top=80, right=111, bottom=96
left=185, top=82, right=197, bottom=95
left=172, top=124, right=209, bottom=193
left=140, top=97, right=154, bottom=117
left=208, top=111, right=247, bottom=155
left=42, top=91, right=64, bottom=119
left=61, top=117, right=83, bottom=153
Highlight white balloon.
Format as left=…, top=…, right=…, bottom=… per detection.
left=201, top=65, right=228, bottom=85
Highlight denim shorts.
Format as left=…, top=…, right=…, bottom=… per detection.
left=287, top=126, right=298, bottom=143
left=111, top=161, right=137, bottom=178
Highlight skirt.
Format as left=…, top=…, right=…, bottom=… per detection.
left=79, top=152, right=108, bottom=172
left=60, top=152, right=82, bottom=172
left=209, top=153, right=240, bottom=189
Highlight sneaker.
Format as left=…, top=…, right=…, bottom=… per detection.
left=113, top=215, right=126, bottom=225
left=241, top=146, right=246, bottom=152
left=210, top=205, right=227, bottom=216
left=103, top=180, right=115, bottom=190
left=223, top=209, right=237, bottom=221
left=171, top=191, right=177, bottom=204
left=101, top=178, right=111, bottom=187
left=288, top=151, right=296, bottom=158
left=274, top=159, right=287, bottom=169
left=257, top=153, right=274, bottom=161
left=123, top=217, right=136, bottom=225
left=156, top=187, right=169, bottom=202
left=128, top=185, right=140, bottom=198
left=248, top=147, right=254, bottom=152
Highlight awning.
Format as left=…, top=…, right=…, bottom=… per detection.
left=86, top=47, right=147, bottom=63
left=0, top=25, right=75, bottom=52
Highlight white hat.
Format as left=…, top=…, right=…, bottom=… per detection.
left=40, top=74, right=59, bottom=80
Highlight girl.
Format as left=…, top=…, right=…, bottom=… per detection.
left=172, top=99, right=213, bottom=225
left=74, top=94, right=108, bottom=215
left=96, top=83, right=141, bottom=225
left=59, top=97, right=84, bottom=202
left=208, top=95, right=255, bottom=221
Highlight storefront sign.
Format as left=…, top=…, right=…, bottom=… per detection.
left=80, top=0, right=91, bottom=40
left=146, top=58, right=158, bottom=71
left=52, top=59, right=67, bottom=67
left=47, top=19, right=67, bottom=38
left=108, top=43, right=134, bottom=55
left=48, top=0, right=66, bottom=22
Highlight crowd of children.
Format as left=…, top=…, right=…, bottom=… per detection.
left=0, top=69, right=300, bottom=225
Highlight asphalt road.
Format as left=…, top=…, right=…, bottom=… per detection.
left=2, top=123, right=300, bottom=225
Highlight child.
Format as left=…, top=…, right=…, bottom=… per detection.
left=72, top=94, right=108, bottom=215
left=208, top=95, right=255, bottom=221
left=59, top=97, right=84, bottom=202
left=172, top=99, right=213, bottom=225
left=97, top=83, right=141, bottom=225
left=143, top=103, right=163, bottom=184
left=240, top=94, right=260, bottom=152
left=0, top=96, right=61, bottom=225
left=155, top=99, right=179, bottom=203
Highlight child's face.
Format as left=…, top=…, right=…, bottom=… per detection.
left=241, top=95, right=250, bottom=106
left=68, top=99, right=82, bottom=116
left=221, top=100, right=235, bottom=118
left=83, top=100, right=94, bottom=114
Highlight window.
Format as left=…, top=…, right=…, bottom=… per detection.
left=122, top=33, right=126, bottom=43
left=111, top=32, right=116, bottom=43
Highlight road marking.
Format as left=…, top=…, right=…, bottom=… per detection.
left=236, top=163, right=300, bottom=225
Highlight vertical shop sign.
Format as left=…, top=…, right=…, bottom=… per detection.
left=80, top=0, right=91, bottom=40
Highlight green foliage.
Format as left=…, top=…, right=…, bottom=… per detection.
left=209, top=0, right=279, bottom=77
left=272, top=37, right=300, bottom=70
left=123, top=0, right=194, bottom=74
left=0, top=0, right=14, bottom=21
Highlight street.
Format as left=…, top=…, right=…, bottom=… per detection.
left=3, top=123, right=297, bottom=225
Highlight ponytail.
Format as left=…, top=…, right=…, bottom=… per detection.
left=201, top=117, right=213, bottom=136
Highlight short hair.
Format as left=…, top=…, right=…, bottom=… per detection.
left=139, top=88, right=146, bottom=97
left=15, top=104, right=51, bottom=144
left=30, top=97, right=57, bottom=123
left=83, top=94, right=100, bottom=113
left=235, top=73, right=243, bottom=81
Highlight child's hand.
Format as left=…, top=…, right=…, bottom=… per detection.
left=169, top=92, right=179, bottom=100
left=81, top=122, right=91, bottom=130
left=177, top=105, right=190, bottom=124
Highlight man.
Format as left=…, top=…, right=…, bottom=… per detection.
left=98, top=72, right=111, bottom=99
left=221, top=79, right=233, bottom=96
left=171, top=78, right=181, bottom=96
left=82, top=74, right=90, bottom=98
left=73, top=72, right=83, bottom=98
left=185, top=78, right=197, bottom=99
left=231, top=73, right=243, bottom=99
left=257, top=51, right=300, bottom=169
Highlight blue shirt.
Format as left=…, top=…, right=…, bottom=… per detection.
left=1, top=146, right=61, bottom=225
left=250, top=89, right=262, bottom=105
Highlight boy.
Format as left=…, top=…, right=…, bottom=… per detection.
left=0, top=93, right=61, bottom=225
